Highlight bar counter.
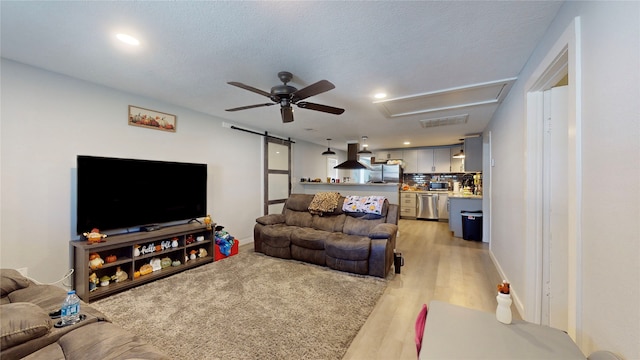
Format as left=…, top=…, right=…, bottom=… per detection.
left=295, top=182, right=400, bottom=204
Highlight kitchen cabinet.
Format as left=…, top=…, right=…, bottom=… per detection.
left=375, top=150, right=403, bottom=162
left=403, top=149, right=418, bottom=173
left=417, top=148, right=451, bottom=173
left=400, top=192, right=417, bottom=218
left=450, top=145, right=464, bottom=172
left=438, top=193, right=449, bottom=220
left=464, top=137, right=483, bottom=172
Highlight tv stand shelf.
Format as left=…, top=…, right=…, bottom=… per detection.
left=70, top=223, right=215, bottom=302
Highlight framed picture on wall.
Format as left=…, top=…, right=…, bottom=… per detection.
left=128, top=105, right=176, bottom=132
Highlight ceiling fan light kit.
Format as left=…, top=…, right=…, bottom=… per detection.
left=226, top=71, right=345, bottom=123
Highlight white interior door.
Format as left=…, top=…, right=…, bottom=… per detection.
left=542, top=85, right=569, bottom=331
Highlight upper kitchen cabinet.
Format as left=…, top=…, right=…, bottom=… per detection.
left=464, top=137, right=483, bottom=172
left=450, top=145, right=464, bottom=172
left=417, top=148, right=451, bottom=173
left=374, top=150, right=403, bottom=162
left=403, top=149, right=418, bottom=173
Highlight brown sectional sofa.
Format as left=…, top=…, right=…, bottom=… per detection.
left=254, top=193, right=399, bottom=278
left=1, top=269, right=168, bottom=360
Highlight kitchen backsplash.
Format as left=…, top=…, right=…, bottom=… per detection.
left=403, top=173, right=480, bottom=189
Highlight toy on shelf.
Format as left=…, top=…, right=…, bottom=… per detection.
left=189, top=249, right=197, bottom=260
left=100, top=276, right=111, bottom=287
left=133, top=245, right=141, bottom=257
left=198, top=248, right=208, bottom=258
left=111, top=267, right=128, bottom=283
left=83, top=228, right=107, bottom=244
left=161, top=257, right=172, bottom=268
left=185, top=235, right=195, bottom=245
left=171, top=238, right=179, bottom=248
left=105, top=254, right=117, bottom=263
left=204, top=214, right=212, bottom=230
left=89, top=273, right=99, bottom=292
left=88, top=253, right=104, bottom=270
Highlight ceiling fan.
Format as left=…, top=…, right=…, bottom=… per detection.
left=225, top=71, right=345, bottom=123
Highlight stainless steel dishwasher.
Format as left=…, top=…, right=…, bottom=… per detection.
left=417, top=193, right=439, bottom=220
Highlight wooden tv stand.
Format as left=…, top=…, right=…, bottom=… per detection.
left=70, top=223, right=214, bottom=302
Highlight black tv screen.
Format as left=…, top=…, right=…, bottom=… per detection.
left=76, top=155, right=207, bottom=234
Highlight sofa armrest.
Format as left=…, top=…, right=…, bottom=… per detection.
left=256, top=214, right=285, bottom=226
left=369, top=223, right=398, bottom=239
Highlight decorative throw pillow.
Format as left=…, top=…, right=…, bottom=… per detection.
left=0, top=302, right=52, bottom=350
left=1, top=269, right=30, bottom=297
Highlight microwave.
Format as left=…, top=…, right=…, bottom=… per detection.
left=428, top=181, right=449, bottom=191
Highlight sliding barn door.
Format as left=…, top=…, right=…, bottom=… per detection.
left=264, top=137, right=291, bottom=215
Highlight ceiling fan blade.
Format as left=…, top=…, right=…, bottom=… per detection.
left=296, top=102, right=345, bottom=115
left=227, top=82, right=271, bottom=98
left=291, top=80, right=335, bottom=102
left=281, top=107, right=294, bottom=123
left=225, top=103, right=275, bottom=112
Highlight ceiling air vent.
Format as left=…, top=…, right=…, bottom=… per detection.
left=419, top=114, right=468, bottom=128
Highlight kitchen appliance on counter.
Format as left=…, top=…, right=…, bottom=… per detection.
left=368, top=163, right=402, bottom=183
left=417, top=193, right=439, bottom=220
left=428, top=181, right=449, bottom=191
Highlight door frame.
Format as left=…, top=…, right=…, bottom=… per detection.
left=524, top=17, right=582, bottom=342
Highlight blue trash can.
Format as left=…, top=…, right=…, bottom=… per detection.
left=461, top=211, right=483, bottom=241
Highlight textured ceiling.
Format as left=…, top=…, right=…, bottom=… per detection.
left=0, top=1, right=563, bottom=151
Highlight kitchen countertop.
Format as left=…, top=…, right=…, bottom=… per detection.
left=302, top=182, right=400, bottom=186
left=401, top=190, right=482, bottom=199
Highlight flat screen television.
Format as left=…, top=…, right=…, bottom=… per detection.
left=76, top=155, right=207, bottom=234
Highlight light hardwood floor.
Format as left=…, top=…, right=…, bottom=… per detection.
left=342, top=219, right=519, bottom=360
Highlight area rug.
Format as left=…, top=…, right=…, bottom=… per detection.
left=91, top=251, right=387, bottom=359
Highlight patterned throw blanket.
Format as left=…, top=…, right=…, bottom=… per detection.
left=308, top=192, right=342, bottom=215
left=342, top=196, right=386, bottom=215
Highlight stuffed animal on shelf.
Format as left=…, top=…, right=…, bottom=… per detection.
left=83, top=228, right=107, bottom=244
left=198, top=248, right=208, bottom=258
left=89, top=253, right=104, bottom=270
left=111, top=266, right=128, bottom=283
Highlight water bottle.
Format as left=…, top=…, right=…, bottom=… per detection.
left=61, top=290, right=81, bottom=326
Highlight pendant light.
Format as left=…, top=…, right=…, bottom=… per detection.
left=322, top=138, right=336, bottom=156
left=358, top=136, right=372, bottom=154
left=452, top=149, right=465, bottom=158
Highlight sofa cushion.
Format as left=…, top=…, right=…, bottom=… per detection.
left=342, top=216, right=386, bottom=237
left=1, top=269, right=30, bottom=297
left=262, top=225, right=295, bottom=248
left=290, top=228, right=329, bottom=250
left=285, top=194, right=314, bottom=211
left=311, top=214, right=346, bottom=232
left=325, top=233, right=371, bottom=261
left=284, top=209, right=313, bottom=228
left=22, top=322, right=170, bottom=360
left=256, top=213, right=285, bottom=226
left=0, top=302, right=52, bottom=350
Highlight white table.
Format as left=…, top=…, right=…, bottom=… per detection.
left=419, top=301, right=585, bottom=359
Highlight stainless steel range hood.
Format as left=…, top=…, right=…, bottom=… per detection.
left=334, top=143, right=371, bottom=170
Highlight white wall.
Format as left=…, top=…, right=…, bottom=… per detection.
left=0, top=59, right=268, bottom=283
left=486, top=1, right=639, bottom=358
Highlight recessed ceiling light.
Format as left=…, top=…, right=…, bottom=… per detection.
left=403, top=141, right=411, bottom=145
left=374, top=93, right=387, bottom=99
left=116, top=33, right=140, bottom=46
